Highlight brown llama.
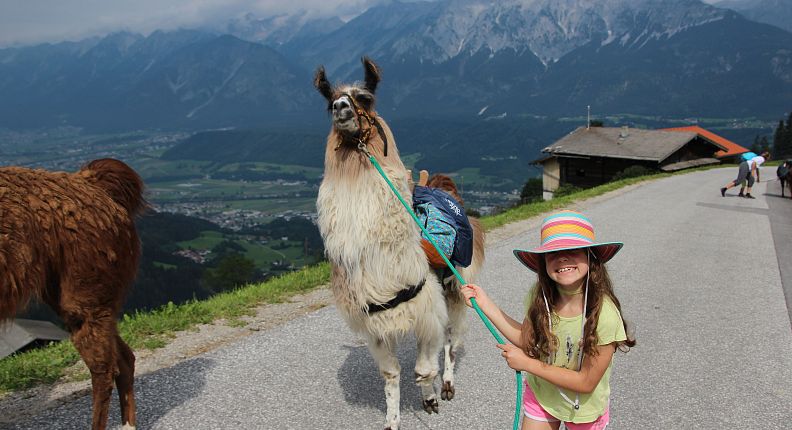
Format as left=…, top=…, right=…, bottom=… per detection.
left=313, top=57, right=485, bottom=430
left=0, top=158, right=146, bottom=430
left=785, top=166, right=792, bottom=199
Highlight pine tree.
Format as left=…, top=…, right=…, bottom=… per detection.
left=786, top=112, right=792, bottom=157
left=773, top=120, right=786, bottom=158
left=759, top=136, right=771, bottom=155
left=772, top=114, right=792, bottom=159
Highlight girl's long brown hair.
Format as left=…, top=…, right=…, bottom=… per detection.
left=520, top=253, right=636, bottom=360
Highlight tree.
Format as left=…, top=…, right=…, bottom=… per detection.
left=772, top=113, right=792, bottom=158
left=773, top=120, right=787, bottom=158
left=520, top=178, right=543, bottom=203
left=751, top=135, right=770, bottom=155
left=204, top=253, right=259, bottom=293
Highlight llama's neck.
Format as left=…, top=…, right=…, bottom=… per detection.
left=317, top=121, right=426, bottom=307
left=323, top=117, right=403, bottom=183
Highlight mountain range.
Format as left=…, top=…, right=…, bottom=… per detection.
left=0, top=0, right=790, bottom=132
left=714, top=0, right=792, bottom=32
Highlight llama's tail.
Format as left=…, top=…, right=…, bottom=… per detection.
left=78, top=158, right=148, bottom=217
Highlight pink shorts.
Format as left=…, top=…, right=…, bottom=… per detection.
left=522, top=384, right=610, bottom=430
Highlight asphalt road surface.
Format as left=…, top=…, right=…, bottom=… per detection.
left=5, top=168, right=792, bottom=430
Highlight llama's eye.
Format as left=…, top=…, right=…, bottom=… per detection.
left=355, top=94, right=372, bottom=104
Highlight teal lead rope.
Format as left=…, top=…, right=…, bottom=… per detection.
left=365, top=149, right=523, bottom=430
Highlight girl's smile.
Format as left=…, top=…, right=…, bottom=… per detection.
left=545, top=249, right=589, bottom=289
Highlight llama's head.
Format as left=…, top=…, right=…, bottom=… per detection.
left=313, top=57, right=381, bottom=137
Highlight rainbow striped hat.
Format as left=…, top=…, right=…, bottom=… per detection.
left=513, top=210, right=623, bottom=272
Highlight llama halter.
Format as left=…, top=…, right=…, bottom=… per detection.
left=334, top=92, right=389, bottom=157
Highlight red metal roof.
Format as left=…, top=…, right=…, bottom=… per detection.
left=662, top=126, right=749, bottom=159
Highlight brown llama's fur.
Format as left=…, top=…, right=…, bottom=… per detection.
left=786, top=170, right=792, bottom=199
left=0, top=158, right=146, bottom=430
left=426, top=174, right=464, bottom=206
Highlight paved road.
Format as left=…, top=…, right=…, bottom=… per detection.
left=5, top=168, right=792, bottom=430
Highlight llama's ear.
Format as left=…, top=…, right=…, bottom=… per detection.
left=361, top=56, right=380, bottom=94
left=313, top=66, right=334, bottom=102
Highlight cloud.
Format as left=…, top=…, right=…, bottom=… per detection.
left=0, top=0, right=391, bottom=47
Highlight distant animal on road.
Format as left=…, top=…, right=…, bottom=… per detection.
left=778, top=160, right=791, bottom=198
left=0, top=159, right=146, bottom=430
left=787, top=169, right=792, bottom=199
left=313, top=57, right=485, bottom=430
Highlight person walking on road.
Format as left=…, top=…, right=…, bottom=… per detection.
left=461, top=210, right=635, bottom=430
left=721, top=151, right=770, bottom=199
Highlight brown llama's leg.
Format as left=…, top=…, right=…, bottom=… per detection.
left=115, top=335, right=137, bottom=429
left=70, top=313, right=119, bottom=430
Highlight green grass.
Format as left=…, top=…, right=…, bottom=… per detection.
left=0, top=163, right=730, bottom=396
left=176, top=232, right=309, bottom=268
left=481, top=173, right=667, bottom=230
left=177, top=231, right=225, bottom=250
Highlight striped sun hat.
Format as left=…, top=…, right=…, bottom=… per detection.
left=513, top=210, right=623, bottom=273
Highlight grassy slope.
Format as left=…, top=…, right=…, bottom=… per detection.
left=0, top=165, right=728, bottom=395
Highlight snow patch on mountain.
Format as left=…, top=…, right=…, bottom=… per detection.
left=385, top=0, right=729, bottom=64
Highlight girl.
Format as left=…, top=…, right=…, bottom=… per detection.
left=462, top=210, right=635, bottom=430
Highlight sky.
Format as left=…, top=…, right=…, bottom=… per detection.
left=0, top=0, right=392, bottom=47
left=0, top=0, right=725, bottom=48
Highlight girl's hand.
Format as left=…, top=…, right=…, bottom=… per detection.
left=496, top=343, right=531, bottom=372
left=460, top=283, right=490, bottom=309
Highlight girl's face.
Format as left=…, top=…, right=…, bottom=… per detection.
left=545, top=248, right=589, bottom=288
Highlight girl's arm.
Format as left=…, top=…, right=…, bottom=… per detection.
left=497, top=343, right=617, bottom=394
left=461, top=284, right=525, bottom=347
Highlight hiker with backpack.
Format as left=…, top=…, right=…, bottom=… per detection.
left=721, top=151, right=770, bottom=199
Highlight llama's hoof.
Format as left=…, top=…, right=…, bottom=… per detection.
left=423, top=398, right=439, bottom=414
left=441, top=381, right=455, bottom=401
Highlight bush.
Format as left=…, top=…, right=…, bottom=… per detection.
left=553, top=183, right=583, bottom=198
left=612, top=165, right=652, bottom=181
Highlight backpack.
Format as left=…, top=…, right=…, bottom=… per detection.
left=740, top=152, right=758, bottom=162
left=413, top=185, right=473, bottom=268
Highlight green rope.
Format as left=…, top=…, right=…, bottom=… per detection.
left=367, top=153, right=523, bottom=430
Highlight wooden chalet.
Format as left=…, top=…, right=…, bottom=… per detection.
left=662, top=125, right=750, bottom=163
left=536, top=126, right=726, bottom=199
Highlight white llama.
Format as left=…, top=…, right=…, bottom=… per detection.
left=313, top=57, right=485, bottom=430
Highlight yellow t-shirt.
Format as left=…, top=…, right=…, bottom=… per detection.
left=526, top=296, right=627, bottom=423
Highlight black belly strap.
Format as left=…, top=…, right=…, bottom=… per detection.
left=365, top=279, right=426, bottom=314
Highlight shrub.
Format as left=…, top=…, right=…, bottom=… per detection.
left=553, top=183, right=583, bottom=198
left=612, top=165, right=652, bottom=181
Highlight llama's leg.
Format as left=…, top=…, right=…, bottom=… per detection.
left=115, top=335, right=137, bottom=430
left=415, top=320, right=443, bottom=414
left=367, top=334, right=401, bottom=430
left=442, top=289, right=468, bottom=401
left=69, top=313, right=118, bottom=430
